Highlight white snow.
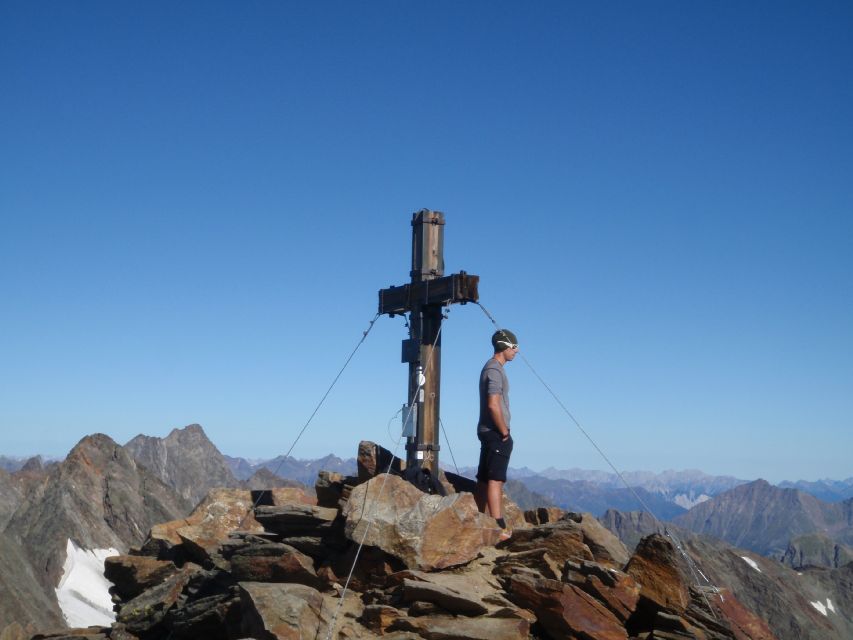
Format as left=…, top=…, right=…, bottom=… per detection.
left=740, top=556, right=761, bottom=572
left=810, top=598, right=836, bottom=616
left=673, top=493, right=711, bottom=510
left=54, top=539, right=119, bottom=627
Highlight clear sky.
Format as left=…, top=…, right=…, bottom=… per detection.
left=2, top=2, right=851, bottom=484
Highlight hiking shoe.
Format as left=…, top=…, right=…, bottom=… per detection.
left=498, top=529, right=512, bottom=543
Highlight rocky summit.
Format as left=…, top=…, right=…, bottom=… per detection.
left=25, top=440, right=791, bottom=640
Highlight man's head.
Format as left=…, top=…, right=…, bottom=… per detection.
left=492, top=329, right=519, bottom=361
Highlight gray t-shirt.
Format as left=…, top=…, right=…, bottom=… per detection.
left=478, top=357, right=510, bottom=434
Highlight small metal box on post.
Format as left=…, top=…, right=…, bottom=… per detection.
left=378, top=210, right=479, bottom=475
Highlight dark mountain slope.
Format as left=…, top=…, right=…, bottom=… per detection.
left=674, top=479, right=853, bottom=560
left=124, top=423, right=240, bottom=506
left=4, top=434, right=189, bottom=594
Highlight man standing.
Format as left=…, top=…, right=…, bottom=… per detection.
left=475, top=329, right=518, bottom=541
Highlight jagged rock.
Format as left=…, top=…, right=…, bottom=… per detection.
left=502, top=570, right=627, bottom=640
left=578, top=512, right=631, bottom=568
left=581, top=572, right=640, bottom=623
left=164, top=588, right=241, bottom=639
left=104, top=555, right=178, bottom=600
left=357, top=441, right=404, bottom=483
left=493, top=548, right=563, bottom=580
left=315, top=470, right=350, bottom=508
left=388, top=614, right=530, bottom=640
left=343, top=474, right=502, bottom=570
left=238, top=582, right=325, bottom=640
left=502, top=519, right=594, bottom=566
left=143, top=488, right=263, bottom=562
left=116, top=564, right=201, bottom=634
left=229, top=543, right=323, bottom=589
left=625, top=534, right=691, bottom=616
left=524, top=507, right=566, bottom=525
left=400, top=578, right=488, bottom=616
left=360, top=604, right=403, bottom=633
left=253, top=503, right=339, bottom=536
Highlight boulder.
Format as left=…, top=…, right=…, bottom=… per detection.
left=625, top=534, right=691, bottom=616
left=116, top=564, right=202, bottom=635
left=239, top=582, right=324, bottom=640
left=143, top=489, right=263, bottom=560
left=343, top=474, right=501, bottom=570
left=400, top=578, right=488, bottom=616
left=230, top=543, right=323, bottom=589
left=493, top=548, right=563, bottom=580
left=503, top=571, right=628, bottom=640
left=104, top=555, right=178, bottom=600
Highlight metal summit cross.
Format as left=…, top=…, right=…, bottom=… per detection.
left=378, top=210, right=479, bottom=474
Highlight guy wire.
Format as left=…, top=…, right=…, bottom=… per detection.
left=239, top=312, right=382, bottom=528
left=325, top=316, right=445, bottom=639
left=475, top=301, right=722, bottom=615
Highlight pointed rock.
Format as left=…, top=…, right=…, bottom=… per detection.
left=625, top=534, right=691, bottom=616
left=503, top=571, right=627, bottom=640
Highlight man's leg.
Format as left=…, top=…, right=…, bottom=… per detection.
left=475, top=480, right=490, bottom=515
left=486, top=479, right=504, bottom=521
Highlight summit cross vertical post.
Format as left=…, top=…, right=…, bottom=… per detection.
left=378, top=210, right=479, bottom=474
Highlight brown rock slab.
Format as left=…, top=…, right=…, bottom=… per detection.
left=504, top=520, right=594, bottom=566
left=400, top=578, right=488, bottom=616
left=344, top=474, right=501, bottom=570
left=145, top=488, right=263, bottom=559
left=239, top=581, right=324, bottom=640
left=625, top=534, right=691, bottom=616
left=505, top=571, right=628, bottom=640
left=389, top=614, right=530, bottom=640
left=117, top=564, right=201, bottom=634
left=104, top=555, right=177, bottom=600
left=493, top=548, right=562, bottom=580
left=578, top=513, right=630, bottom=568
left=230, top=543, right=323, bottom=588
left=254, top=503, right=339, bottom=536
left=583, top=573, right=640, bottom=623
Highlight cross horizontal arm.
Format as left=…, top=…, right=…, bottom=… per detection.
left=378, top=271, right=479, bottom=316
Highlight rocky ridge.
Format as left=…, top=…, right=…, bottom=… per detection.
left=124, top=424, right=241, bottom=506
left=30, top=440, right=788, bottom=640
left=673, top=479, right=853, bottom=562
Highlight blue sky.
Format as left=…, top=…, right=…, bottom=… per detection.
left=2, top=2, right=851, bottom=483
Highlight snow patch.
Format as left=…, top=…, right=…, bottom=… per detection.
left=55, top=539, right=119, bottom=627
left=810, top=598, right=836, bottom=616
left=673, top=493, right=711, bottom=509
left=740, top=556, right=761, bottom=572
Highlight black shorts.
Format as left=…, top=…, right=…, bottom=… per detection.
left=476, top=430, right=513, bottom=483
